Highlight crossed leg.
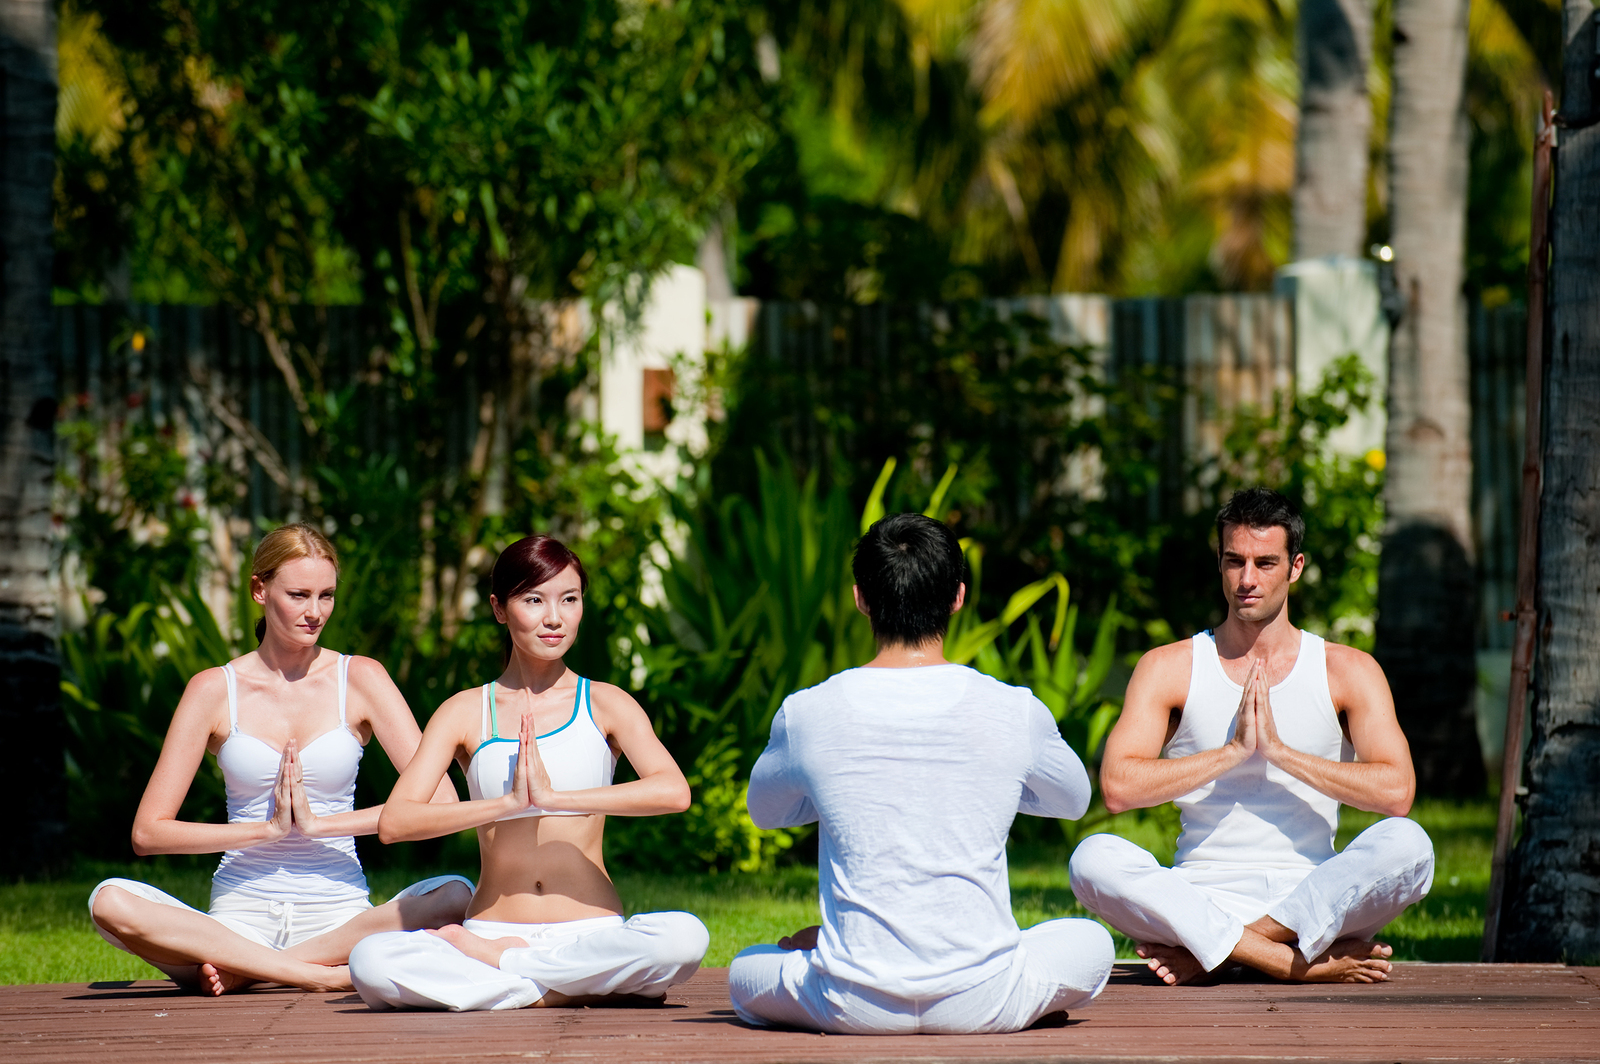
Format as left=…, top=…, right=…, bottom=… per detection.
left=90, top=884, right=353, bottom=994
left=1070, top=819, right=1433, bottom=986
left=91, top=876, right=474, bottom=995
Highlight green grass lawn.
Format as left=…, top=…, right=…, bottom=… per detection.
left=0, top=798, right=1491, bottom=985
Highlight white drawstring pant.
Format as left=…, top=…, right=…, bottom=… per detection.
left=1068, top=817, right=1435, bottom=971
left=349, top=911, right=710, bottom=1011
left=728, top=917, right=1114, bottom=1035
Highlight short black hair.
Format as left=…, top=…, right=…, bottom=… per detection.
left=1216, top=487, right=1305, bottom=558
left=852, top=513, right=966, bottom=646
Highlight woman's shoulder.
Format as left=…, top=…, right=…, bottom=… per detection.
left=170, top=664, right=231, bottom=733
left=588, top=681, right=643, bottom=713
left=342, top=653, right=398, bottom=693
left=431, top=684, right=487, bottom=720
left=182, top=662, right=231, bottom=699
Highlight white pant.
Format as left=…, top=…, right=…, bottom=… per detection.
left=89, top=874, right=475, bottom=953
left=349, top=911, right=710, bottom=1011
left=728, top=918, right=1114, bottom=1035
left=1068, top=817, right=1435, bottom=971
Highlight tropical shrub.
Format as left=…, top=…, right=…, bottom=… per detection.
left=608, top=453, right=1129, bottom=871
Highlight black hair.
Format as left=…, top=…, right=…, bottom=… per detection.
left=852, top=513, right=966, bottom=646
left=1215, top=487, right=1305, bottom=559
left=491, top=534, right=588, bottom=603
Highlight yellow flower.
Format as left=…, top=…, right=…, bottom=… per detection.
left=1365, top=449, right=1386, bottom=472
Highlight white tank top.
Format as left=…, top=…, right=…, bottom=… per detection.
left=1164, top=631, right=1349, bottom=872
left=212, top=654, right=368, bottom=901
left=465, top=677, right=616, bottom=820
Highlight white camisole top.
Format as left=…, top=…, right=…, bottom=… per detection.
left=1164, top=631, right=1350, bottom=872
left=465, top=677, right=617, bottom=821
left=212, top=654, right=369, bottom=901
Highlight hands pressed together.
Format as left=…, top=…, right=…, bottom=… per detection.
left=507, top=711, right=559, bottom=814
left=265, top=741, right=331, bottom=841
left=1225, top=659, right=1287, bottom=768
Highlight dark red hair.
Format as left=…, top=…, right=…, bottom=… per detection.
left=490, top=535, right=588, bottom=605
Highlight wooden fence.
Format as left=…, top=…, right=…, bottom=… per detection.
left=53, top=295, right=1527, bottom=649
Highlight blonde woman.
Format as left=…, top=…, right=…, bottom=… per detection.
left=89, top=524, right=473, bottom=994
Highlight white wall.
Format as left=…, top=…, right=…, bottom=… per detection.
left=1275, top=255, right=1390, bottom=457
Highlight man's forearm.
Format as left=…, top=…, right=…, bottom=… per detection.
left=1101, top=745, right=1249, bottom=813
left=1262, top=744, right=1413, bottom=816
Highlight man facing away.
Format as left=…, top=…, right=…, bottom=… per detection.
left=728, top=513, right=1115, bottom=1034
left=1070, top=487, right=1435, bottom=985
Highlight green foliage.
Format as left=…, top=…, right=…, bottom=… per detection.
left=62, top=0, right=771, bottom=311
left=1207, top=353, right=1385, bottom=649
left=714, top=303, right=1114, bottom=603
left=631, top=452, right=1130, bottom=867
left=59, top=587, right=238, bottom=857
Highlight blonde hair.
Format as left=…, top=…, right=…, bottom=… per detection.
left=251, top=524, right=339, bottom=642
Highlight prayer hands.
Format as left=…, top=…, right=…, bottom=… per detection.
left=267, top=742, right=297, bottom=842
left=1253, top=665, right=1286, bottom=766
left=1226, top=660, right=1285, bottom=769
left=1227, top=660, right=1262, bottom=762
left=511, top=712, right=557, bottom=812
left=286, top=738, right=325, bottom=838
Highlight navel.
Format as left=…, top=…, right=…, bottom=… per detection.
left=533, top=881, right=543, bottom=894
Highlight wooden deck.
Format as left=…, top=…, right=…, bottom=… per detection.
left=3, top=963, right=1597, bottom=1064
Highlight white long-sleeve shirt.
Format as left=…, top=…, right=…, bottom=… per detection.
left=747, top=663, right=1092, bottom=999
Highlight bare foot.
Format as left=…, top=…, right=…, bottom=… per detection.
left=1136, top=943, right=1211, bottom=986
left=197, top=963, right=255, bottom=996
left=427, top=924, right=527, bottom=969
left=1298, top=938, right=1393, bottom=983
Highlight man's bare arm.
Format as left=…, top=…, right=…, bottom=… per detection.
left=1100, top=642, right=1260, bottom=814
left=1256, top=645, right=1415, bottom=817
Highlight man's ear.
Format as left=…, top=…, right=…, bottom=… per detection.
left=951, top=582, right=967, bottom=614
left=1289, top=553, right=1306, bottom=584
left=852, top=585, right=870, bottom=618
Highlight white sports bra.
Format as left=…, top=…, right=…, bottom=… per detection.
left=212, top=654, right=368, bottom=900
left=465, top=677, right=617, bottom=820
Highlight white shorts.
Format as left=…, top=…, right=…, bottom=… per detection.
left=89, top=874, right=474, bottom=953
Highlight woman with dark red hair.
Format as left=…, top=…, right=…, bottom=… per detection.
left=347, top=534, right=708, bottom=1010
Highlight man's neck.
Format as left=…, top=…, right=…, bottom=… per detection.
left=1213, top=605, right=1299, bottom=664
left=864, top=637, right=950, bottom=669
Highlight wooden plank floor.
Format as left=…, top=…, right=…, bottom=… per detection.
left=3, top=963, right=1597, bottom=1064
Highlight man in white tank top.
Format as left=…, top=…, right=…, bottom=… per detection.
left=1069, top=488, right=1435, bottom=984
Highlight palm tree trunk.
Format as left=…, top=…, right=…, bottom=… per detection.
left=1373, top=0, right=1485, bottom=795
left=1292, top=0, right=1374, bottom=259
left=0, top=0, right=65, bottom=875
left=1500, top=2, right=1600, bottom=964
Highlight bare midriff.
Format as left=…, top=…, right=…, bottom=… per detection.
left=465, top=813, right=623, bottom=923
